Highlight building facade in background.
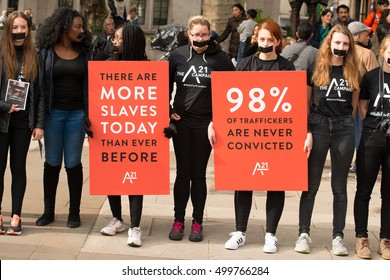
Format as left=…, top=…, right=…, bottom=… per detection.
left=0, top=0, right=378, bottom=34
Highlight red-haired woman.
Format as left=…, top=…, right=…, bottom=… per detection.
left=210, top=20, right=295, bottom=253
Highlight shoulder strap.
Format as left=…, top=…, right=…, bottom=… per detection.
left=0, top=56, right=2, bottom=89
left=289, top=43, right=308, bottom=63
left=379, top=66, right=385, bottom=121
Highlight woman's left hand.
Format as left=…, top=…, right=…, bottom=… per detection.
left=32, top=128, right=44, bottom=140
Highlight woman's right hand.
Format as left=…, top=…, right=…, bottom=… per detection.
left=8, top=104, right=20, bottom=113
left=170, top=113, right=181, bottom=121
left=303, top=132, right=313, bottom=158
left=208, top=122, right=216, bottom=147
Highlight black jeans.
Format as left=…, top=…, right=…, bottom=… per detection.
left=234, top=190, right=285, bottom=234
left=299, top=113, right=355, bottom=238
left=108, top=195, right=143, bottom=228
left=172, top=123, right=212, bottom=224
left=354, top=129, right=390, bottom=239
left=0, top=127, right=32, bottom=217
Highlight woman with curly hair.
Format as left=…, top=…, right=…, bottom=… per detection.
left=34, top=7, right=92, bottom=228
left=0, top=11, right=45, bottom=235
left=294, top=24, right=360, bottom=256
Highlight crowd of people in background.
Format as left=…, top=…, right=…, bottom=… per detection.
left=0, top=1, right=389, bottom=261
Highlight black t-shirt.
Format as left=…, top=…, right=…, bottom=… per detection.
left=237, top=54, right=295, bottom=71
left=53, top=51, right=85, bottom=110
left=308, top=65, right=353, bottom=117
left=360, top=67, right=390, bottom=129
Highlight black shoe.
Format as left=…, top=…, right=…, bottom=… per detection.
left=36, top=213, right=54, bottom=226
left=67, top=213, right=80, bottom=228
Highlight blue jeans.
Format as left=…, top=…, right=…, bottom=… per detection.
left=299, top=113, right=355, bottom=238
left=237, top=41, right=246, bottom=65
left=354, top=110, right=363, bottom=150
left=44, top=108, right=85, bottom=168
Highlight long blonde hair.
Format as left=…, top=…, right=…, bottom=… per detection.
left=312, top=24, right=359, bottom=91
left=379, top=34, right=390, bottom=57
left=0, top=11, right=37, bottom=81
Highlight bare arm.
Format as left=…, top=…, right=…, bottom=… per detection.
left=351, top=90, right=359, bottom=119
left=359, top=99, right=369, bottom=121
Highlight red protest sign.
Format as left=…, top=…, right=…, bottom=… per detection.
left=211, top=71, right=307, bottom=191
left=88, top=61, right=170, bottom=195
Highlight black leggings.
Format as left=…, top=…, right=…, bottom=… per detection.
left=354, top=130, right=390, bottom=239
left=0, top=127, right=32, bottom=217
left=172, top=123, right=212, bottom=224
left=107, top=195, right=143, bottom=228
left=234, top=190, right=285, bottom=234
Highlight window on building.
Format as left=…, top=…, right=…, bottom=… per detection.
left=8, top=0, right=18, bottom=11
left=153, top=0, right=169, bottom=26
left=130, top=0, right=146, bottom=25
left=58, top=0, right=73, bottom=7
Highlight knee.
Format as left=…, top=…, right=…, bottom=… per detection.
left=65, top=163, right=82, bottom=172
left=332, top=186, right=347, bottom=199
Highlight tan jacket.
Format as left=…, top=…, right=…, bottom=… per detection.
left=355, top=44, right=379, bottom=80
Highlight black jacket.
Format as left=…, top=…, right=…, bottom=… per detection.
left=0, top=52, right=45, bottom=133
left=39, top=47, right=90, bottom=116
left=92, top=32, right=113, bottom=61
left=216, top=15, right=246, bottom=59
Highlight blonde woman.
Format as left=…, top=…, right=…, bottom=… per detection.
left=295, top=24, right=360, bottom=256
left=168, top=15, right=235, bottom=242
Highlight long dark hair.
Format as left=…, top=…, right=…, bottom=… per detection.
left=121, top=22, right=147, bottom=61
left=1, top=11, right=37, bottom=81
left=35, top=7, right=92, bottom=54
left=232, top=3, right=245, bottom=17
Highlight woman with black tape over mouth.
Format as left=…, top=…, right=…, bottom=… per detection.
left=0, top=11, right=45, bottom=235
left=216, top=20, right=295, bottom=254
left=34, top=7, right=92, bottom=229
left=167, top=15, right=235, bottom=243
left=295, top=24, right=360, bottom=256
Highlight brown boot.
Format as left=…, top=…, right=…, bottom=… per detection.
left=355, top=237, right=371, bottom=259
left=378, top=238, right=390, bottom=260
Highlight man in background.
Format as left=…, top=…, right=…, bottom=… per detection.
left=92, top=18, right=115, bottom=61
left=333, top=4, right=355, bottom=26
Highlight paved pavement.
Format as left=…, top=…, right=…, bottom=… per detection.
left=0, top=137, right=386, bottom=261
left=0, top=39, right=386, bottom=262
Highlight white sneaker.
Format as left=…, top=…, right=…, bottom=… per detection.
left=127, top=227, right=142, bottom=247
left=224, top=231, right=246, bottom=250
left=100, top=217, right=126, bottom=236
left=263, top=232, right=278, bottom=253
left=332, top=236, right=348, bottom=256
left=294, top=233, right=311, bottom=254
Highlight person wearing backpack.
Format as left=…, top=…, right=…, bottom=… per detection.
left=281, top=22, right=317, bottom=71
